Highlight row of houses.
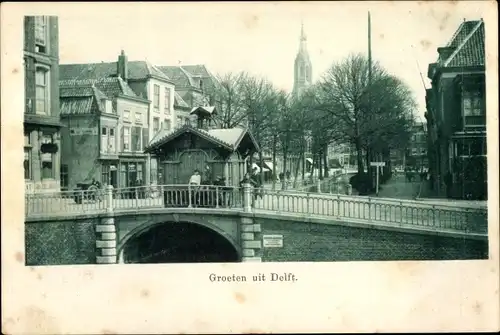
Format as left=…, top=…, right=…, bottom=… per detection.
left=24, top=16, right=219, bottom=193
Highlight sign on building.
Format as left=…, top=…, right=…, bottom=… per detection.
left=70, top=128, right=98, bottom=136
left=263, top=234, right=283, bottom=248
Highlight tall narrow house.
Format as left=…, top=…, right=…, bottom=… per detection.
left=24, top=16, right=62, bottom=194
left=426, top=19, right=486, bottom=200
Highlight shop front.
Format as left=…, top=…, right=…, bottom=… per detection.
left=101, top=161, right=119, bottom=188
left=119, top=160, right=146, bottom=188
left=451, top=134, right=487, bottom=200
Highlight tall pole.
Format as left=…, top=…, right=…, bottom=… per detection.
left=368, top=11, right=372, bottom=84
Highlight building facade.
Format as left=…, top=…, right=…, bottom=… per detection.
left=59, top=51, right=176, bottom=185
left=59, top=78, right=150, bottom=190
left=406, top=121, right=428, bottom=170
left=24, top=16, right=63, bottom=194
left=426, top=19, right=486, bottom=200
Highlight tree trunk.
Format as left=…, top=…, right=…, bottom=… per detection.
left=282, top=148, right=288, bottom=190
left=258, top=151, right=264, bottom=187
left=293, top=150, right=303, bottom=188
left=318, top=151, right=323, bottom=179
left=323, top=148, right=329, bottom=178
left=272, top=135, right=277, bottom=191
left=355, top=137, right=364, bottom=175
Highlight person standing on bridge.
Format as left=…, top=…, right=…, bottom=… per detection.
left=189, top=169, right=202, bottom=206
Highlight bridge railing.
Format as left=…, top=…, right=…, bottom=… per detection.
left=253, top=188, right=488, bottom=234
left=25, top=183, right=488, bottom=234
left=25, top=184, right=245, bottom=217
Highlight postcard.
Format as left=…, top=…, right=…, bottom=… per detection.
left=1, top=1, right=498, bottom=333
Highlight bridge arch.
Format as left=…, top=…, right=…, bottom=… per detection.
left=117, top=217, right=241, bottom=264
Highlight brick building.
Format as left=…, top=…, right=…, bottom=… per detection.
left=406, top=121, right=428, bottom=170
left=426, top=19, right=486, bottom=200
left=59, top=51, right=176, bottom=185
left=59, top=78, right=150, bottom=190
left=24, top=16, right=63, bottom=194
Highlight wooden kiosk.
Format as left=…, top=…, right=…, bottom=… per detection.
left=145, top=106, right=260, bottom=207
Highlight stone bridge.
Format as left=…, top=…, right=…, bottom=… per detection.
left=24, top=184, right=489, bottom=265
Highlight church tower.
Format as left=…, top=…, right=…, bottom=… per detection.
left=293, top=23, right=312, bottom=97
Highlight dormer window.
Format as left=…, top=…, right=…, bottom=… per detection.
left=34, top=16, right=47, bottom=54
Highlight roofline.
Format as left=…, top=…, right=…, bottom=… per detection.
left=444, top=20, right=483, bottom=67
left=147, top=74, right=176, bottom=85
left=145, top=125, right=235, bottom=153
left=174, top=105, right=191, bottom=110
left=117, top=94, right=151, bottom=104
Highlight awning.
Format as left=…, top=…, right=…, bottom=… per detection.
left=306, top=158, right=313, bottom=163
left=263, top=161, right=274, bottom=171
left=252, top=163, right=270, bottom=173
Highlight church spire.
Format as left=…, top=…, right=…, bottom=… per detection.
left=293, top=22, right=312, bottom=97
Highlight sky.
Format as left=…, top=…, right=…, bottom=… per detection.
left=54, top=1, right=490, bottom=120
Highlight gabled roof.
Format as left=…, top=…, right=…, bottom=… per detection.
left=181, top=65, right=211, bottom=78
left=174, top=92, right=190, bottom=108
left=157, top=66, right=197, bottom=88
left=190, top=106, right=217, bottom=116
left=59, top=77, right=143, bottom=101
left=441, top=20, right=485, bottom=68
left=60, top=60, right=172, bottom=83
left=59, top=84, right=107, bottom=115
left=145, top=124, right=259, bottom=153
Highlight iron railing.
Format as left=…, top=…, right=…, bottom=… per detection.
left=25, top=184, right=487, bottom=234
left=253, top=189, right=488, bottom=234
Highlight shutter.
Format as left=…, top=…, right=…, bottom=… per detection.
left=142, top=128, right=149, bottom=151
left=120, top=126, right=124, bottom=152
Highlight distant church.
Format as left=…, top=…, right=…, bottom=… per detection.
left=293, top=23, right=312, bottom=97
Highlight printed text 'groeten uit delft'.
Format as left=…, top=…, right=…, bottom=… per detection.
left=209, top=273, right=298, bottom=282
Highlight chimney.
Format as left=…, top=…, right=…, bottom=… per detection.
left=117, top=50, right=128, bottom=81
left=437, top=46, right=456, bottom=63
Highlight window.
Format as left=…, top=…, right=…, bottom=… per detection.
left=164, top=89, right=171, bottom=114
left=164, top=119, right=171, bottom=131
left=135, top=111, right=142, bottom=124
left=41, top=134, right=53, bottom=179
left=123, top=110, right=130, bottom=121
left=131, top=126, right=142, bottom=151
left=101, top=127, right=108, bottom=153
left=101, top=127, right=116, bottom=153
left=35, top=68, right=48, bottom=115
left=153, top=117, right=160, bottom=134
left=101, top=164, right=110, bottom=186
left=109, top=128, right=115, bottom=153
left=184, top=117, right=191, bottom=126
left=34, top=16, right=47, bottom=53
left=154, top=85, right=160, bottom=109
left=24, top=148, right=31, bottom=180
left=61, top=165, right=69, bottom=190
left=463, top=91, right=484, bottom=117
left=122, top=126, right=130, bottom=151
left=176, top=116, right=182, bottom=128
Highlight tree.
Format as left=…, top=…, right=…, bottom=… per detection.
left=311, top=53, right=416, bottom=190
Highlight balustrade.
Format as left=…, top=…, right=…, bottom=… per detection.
left=25, top=183, right=488, bottom=234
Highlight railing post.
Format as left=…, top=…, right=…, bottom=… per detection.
left=188, top=186, right=192, bottom=208
left=135, top=188, right=139, bottom=208
left=106, top=185, right=114, bottom=212
left=215, top=186, right=219, bottom=208
left=243, top=182, right=252, bottom=212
